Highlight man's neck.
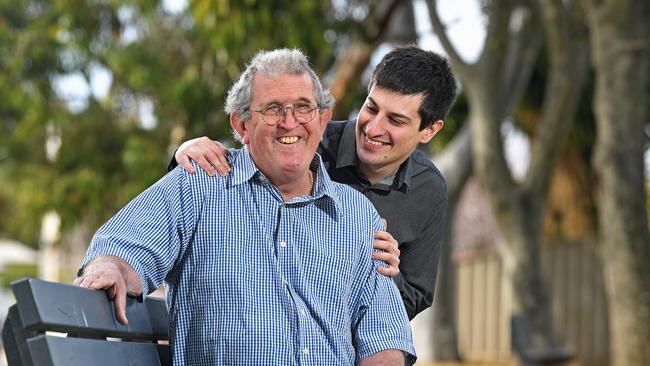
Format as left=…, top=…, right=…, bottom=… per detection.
left=358, top=162, right=401, bottom=185
left=273, top=170, right=314, bottom=201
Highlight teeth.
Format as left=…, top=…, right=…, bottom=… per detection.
left=278, top=136, right=299, bottom=144
left=365, top=136, right=387, bottom=146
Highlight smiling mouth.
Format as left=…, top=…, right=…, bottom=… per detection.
left=278, top=136, right=300, bottom=144
left=364, top=135, right=389, bottom=147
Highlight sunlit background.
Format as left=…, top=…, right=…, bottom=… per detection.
left=1, top=1, right=649, bottom=365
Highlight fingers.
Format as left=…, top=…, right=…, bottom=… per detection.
left=74, top=270, right=119, bottom=290
left=372, top=249, right=401, bottom=277
left=203, top=146, right=231, bottom=177
left=178, top=154, right=196, bottom=174
left=176, top=137, right=232, bottom=177
left=375, top=261, right=400, bottom=277
left=103, top=283, right=128, bottom=325
left=373, top=229, right=400, bottom=278
left=210, top=141, right=230, bottom=177
left=74, top=260, right=130, bottom=325
left=113, top=282, right=129, bottom=325
left=194, top=155, right=216, bottom=177
left=373, top=229, right=396, bottom=244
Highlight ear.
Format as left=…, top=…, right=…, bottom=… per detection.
left=230, top=113, right=250, bottom=144
left=419, top=120, right=444, bottom=144
left=317, top=107, right=332, bottom=135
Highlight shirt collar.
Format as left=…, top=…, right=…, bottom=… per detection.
left=335, top=119, right=414, bottom=190
left=230, top=146, right=344, bottom=214
left=230, top=145, right=259, bottom=186
left=335, top=120, right=359, bottom=169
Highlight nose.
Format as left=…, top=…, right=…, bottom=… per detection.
left=278, top=107, right=300, bottom=129
left=363, top=116, right=384, bottom=136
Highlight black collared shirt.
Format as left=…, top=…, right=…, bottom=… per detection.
left=319, top=120, right=447, bottom=320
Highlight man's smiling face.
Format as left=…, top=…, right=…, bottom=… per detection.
left=355, top=86, right=439, bottom=182
left=233, top=72, right=328, bottom=184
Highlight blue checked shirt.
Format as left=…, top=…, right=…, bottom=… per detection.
left=82, top=146, right=416, bottom=365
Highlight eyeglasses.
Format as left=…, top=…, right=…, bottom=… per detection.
left=251, top=103, right=320, bottom=126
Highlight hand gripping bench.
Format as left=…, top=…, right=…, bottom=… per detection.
left=2, top=278, right=170, bottom=366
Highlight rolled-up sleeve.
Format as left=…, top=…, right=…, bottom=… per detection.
left=80, top=167, right=197, bottom=296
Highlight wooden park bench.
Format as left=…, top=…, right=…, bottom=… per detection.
left=511, top=313, right=574, bottom=366
left=2, top=278, right=170, bottom=366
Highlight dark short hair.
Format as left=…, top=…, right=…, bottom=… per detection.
left=369, top=46, right=457, bottom=130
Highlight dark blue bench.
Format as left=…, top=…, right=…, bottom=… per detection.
left=2, top=278, right=170, bottom=366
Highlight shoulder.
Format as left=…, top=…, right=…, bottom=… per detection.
left=324, top=119, right=351, bottom=137
left=319, top=120, right=354, bottom=165
left=165, top=160, right=228, bottom=200
left=331, top=181, right=379, bottom=219
left=409, top=150, right=447, bottom=191
left=321, top=120, right=352, bottom=148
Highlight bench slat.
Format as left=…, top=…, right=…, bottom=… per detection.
left=27, top=335, right=170, bottom=366
left=2, top=305, right=37, bottom=366
left=11, top=278, right=168, bottom=340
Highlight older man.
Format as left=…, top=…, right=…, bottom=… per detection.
left=75, top=49, right=415, bottom=365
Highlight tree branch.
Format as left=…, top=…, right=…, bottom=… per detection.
left=425, top=0, right=468, bottom=73
left=524, top=0, right=590, bottom=205
left=498, top=1, right=543, bottom=117
left=434, top=120, right=472, bottom=192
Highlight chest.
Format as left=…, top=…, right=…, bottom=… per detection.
left=184, top=182, right=369, bottom=294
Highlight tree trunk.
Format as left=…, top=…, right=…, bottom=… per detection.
left=587, top=1, right=650, bottom=365
left=431, top=122, right=472, bottom=361
left=432, top=1, right=589, bottom=358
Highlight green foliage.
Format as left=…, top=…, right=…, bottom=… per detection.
left=0, top=264, right=38, bottom=288
left=0, top=0, right=340, bottom=247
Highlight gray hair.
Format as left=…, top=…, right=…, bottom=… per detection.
left=225, top=49, right=334, bottom=140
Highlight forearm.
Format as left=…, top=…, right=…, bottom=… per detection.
left=396, top=202, right=445, bottom=319
left=357, top=349, right=405, bottom=366
left=395, top=242, right=440, bottom=319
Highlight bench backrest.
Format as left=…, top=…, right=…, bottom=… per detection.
left=2, top=278, right=170, bottom=366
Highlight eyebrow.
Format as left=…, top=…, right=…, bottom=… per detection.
left=262, top=97, right=314, bottom=107
left=367, top=96, right=412, bottom=122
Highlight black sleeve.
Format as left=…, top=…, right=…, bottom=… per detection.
left=394, top=180, right=447, bottom=320
left=167, top=149, right=179, bottom=172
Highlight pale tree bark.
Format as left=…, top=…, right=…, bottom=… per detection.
left=586, top=1, right=650, bottom=365
left=428, top=0, right=589, bottom=358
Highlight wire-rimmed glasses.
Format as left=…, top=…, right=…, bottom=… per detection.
left=251, top=103, right=320, bottom=125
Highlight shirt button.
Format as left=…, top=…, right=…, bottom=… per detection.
left=303, top=348, right=310, bottom=355
left=300, top=309, right=306, bottom=316
left=280, top=241, right=287, bottom=248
